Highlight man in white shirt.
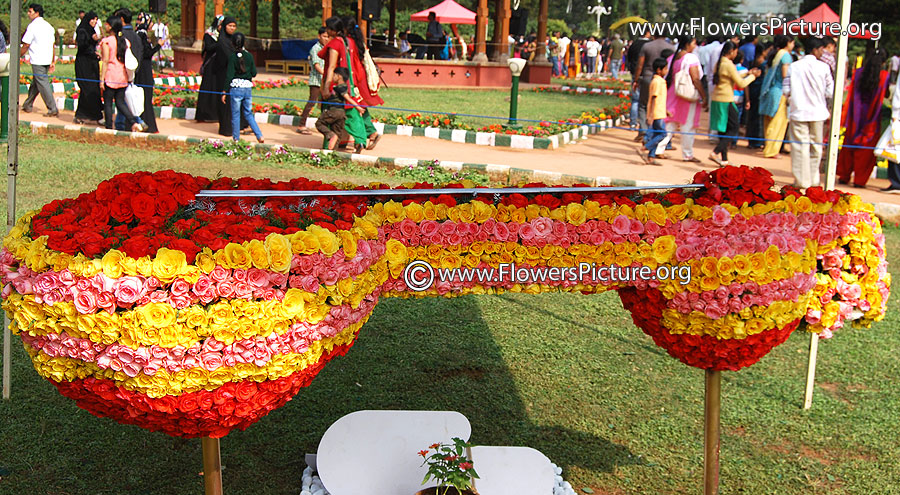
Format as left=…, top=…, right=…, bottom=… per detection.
left=21, top=3, right=58, bottom=116
left=557, top=33, right=570, bottom=75
left=584, top=36, right=601, bottom=75
left=890, top=54, right=900, bottom=85
left=783, top=36, right=833, bottom=190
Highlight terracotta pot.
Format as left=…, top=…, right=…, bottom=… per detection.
left=415, top=487, right=478, bottom=495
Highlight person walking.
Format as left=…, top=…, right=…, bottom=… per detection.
left=759, top=35, right=795, bottom=158
left=609, top=34, right=624, bottom=80
left=296, top=26, right=330, bottom=135
left=881, top=75, right=900, bottom=193
left=708, top=41, right=760, bottom=167
left=627, top=33, right=650, bottom=132
left=584, top=36, right=601, bottom=76
left=222, top=32, right=264, bottom=143
left=113, top=8, right=147, bottom=131
left=215, top=17, right=240, bottom=136
left=664, top=35, right=707, bottom=163
left=837, top=48, right=890, bottom=188
left=639, top=58, right=671, bottom=166
left=784, top=37, right=833, bottom=190
left=99, top=17, right=140, bottom=132
left=135, top=13, right=161, bottom=133
left=73, top=11, right=103, bottom=124
left=634, top=34, right=675, bottom=143
left=20, top=3, right=58, bottom=117
left=746, top=42, right=772, bottom=149
left=196, top=15, right=224, bottom=122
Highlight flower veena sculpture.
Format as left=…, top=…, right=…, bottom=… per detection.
left=1, top=167, right=889, bottom=438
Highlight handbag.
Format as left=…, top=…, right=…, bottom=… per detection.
left=363, top=49, right=381, bottom=93
left=124, top=83, right=144, bottom=116
left=124, top=38, right=139, bottom=82
left=874, top=120, right=900, bottom=163
left=674, top=61, right=700, bottom=102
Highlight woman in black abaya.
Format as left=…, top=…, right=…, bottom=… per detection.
left=195, top=15, right=223, bottom=123
left=136, top=13, right=161, bottom=133
left=215, top=16, right=239, bottom=136
left=73, top=11, right=103, bottom=124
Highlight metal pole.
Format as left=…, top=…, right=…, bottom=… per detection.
left=3, top=0, right=22, bottom=401
left=703, top=369, right=721, bottom=495
left=202, top=437, right=224, bottom=495
left=508, top=74, right=519, bottom=126
left=809, top=0, right=852, bottom=410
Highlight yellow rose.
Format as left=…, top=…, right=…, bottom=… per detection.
left=385, top=239, right=409, bottom=266
left=382, top=200, right=406, bottom=223
left=282, top=288, right=306, bottom=317
left=266, top=233, right=293, bottom=271
left=223, top=243, right=253, bottom=270
left=749, top=253, right=766, bottom=273
left=651, top=235, right=676, bottom=264
left=309, top=225, right=339, bottom=256
left=647, top=203, right=667, bottom=226
left=337, top=231, right=358, bottom=260
left=101, top=249, right=127, bottom=279
left=525, top=204, right=541, bottom=221
left=137, top=302, right=177, bottom=328
left=732, top=255, right=751, bottom=276
left=152, top=248, right=187, bottom=283
left=509, top=207, right=526, bottom=224
left=290, top=230, right=320, bottom=255
left=247, top=239, right=270, bottom=269
left=495, top=205, right=511, bottom=223
left=405, top=203, right=426, bottom=223
left=423, top=202, right=438, bottom=221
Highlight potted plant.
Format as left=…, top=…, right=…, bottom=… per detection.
left=416, top=437, right=480, bottom=495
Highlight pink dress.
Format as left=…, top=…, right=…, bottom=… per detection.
left=100, top=36, right=129, bottom=89
left=665, top=52, right=702, bottom=128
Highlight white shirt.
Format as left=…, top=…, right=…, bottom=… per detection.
left=558, top=37, right=570, bottom=53
left=22, top=16, right=55, bottom=66
left=891, top=55, right=900, bottom=72
left=585, top=40, right=601, bottom=57
left=784, top=54, right=834, bottom=122
left=153, top=23, right=169, bottom=40
left=697, top=41, right=721, bottom=74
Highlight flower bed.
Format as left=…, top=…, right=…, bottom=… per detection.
left=0, top=166, right=889, bottom=438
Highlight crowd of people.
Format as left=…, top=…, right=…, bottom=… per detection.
left=627, top=32, right=900, bottom=193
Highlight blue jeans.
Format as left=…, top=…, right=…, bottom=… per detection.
left=115, top=112, right=144, bottom=130
left=230, top=86, right=263, bottom=141
left=610, top=59, right=621, bottom=80
left=630, top=86, right=640, bottom=129
left=645, top=119, right=667, bottom=157
left=549, top=56, right=559, bottom=76
left=586, top=56, right=597, bottom=74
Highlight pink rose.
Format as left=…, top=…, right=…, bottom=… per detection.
left=233, top=269, right=248, bottom=283
left=612, top=215, right=631, bottom=235
left=629, top=219, right=644, bottom=235
left=268, top=271, right=288, bottom=287
left=202, top=352, right=224, bottom=370
left=73, top=289, right=98, bottom=314
left=75, top=278, right=92, bottom=292
left=58, top=269, right=76, bottom=286
left=247, top=268, right=270, bottom=288
left=193, top=274, right=212, bottom=296
left=711, top=206, right=732, bottom=227
left=321, top=270, right=339, bottom=286
left=149, top=290, right=168, bottom=303
left=233, top=282, right=254, bottom=299
left=209, top=265, right=230, bottom=283
left=182, top=355, right=202, bottom=369
left=399, top=219, right=418, bottom=239
left=169, top=293, right=194, bottom=309
left=170, top=278, right=191, bottom=296
left=301, top=275, right=320, bottom=293
left=33, top=272, right=59, bottom=294
left=117, top=346, right=135, bottom=364
left=216, top=281, right=236, bottom=298
left=146, top=276, right=161, bottom=290
left=115, top=276, right=146, bottom=305
left=439, top=221, right=457, bottom=236
left=518, top=223, right=536, bottom=241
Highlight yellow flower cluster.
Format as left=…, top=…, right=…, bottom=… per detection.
left=661, top=297, right=811, bottom=339
left=23, top=315, right=366, bottom=397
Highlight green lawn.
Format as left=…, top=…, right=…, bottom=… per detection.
left=0, top=135, right=899, bottom=494
left=253, top=85, right=623, bottom=127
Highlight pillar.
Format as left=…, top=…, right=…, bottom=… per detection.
left=357, top=0, right=367, bottom=46
left=473, top=0, right=488, bottom=62
left=250, top=0, right=258, bottom=37
left=194, top=0, right=206, bottom=47
left=389, top=0, right=397, bottom=46
left=214, top=0, right=224, bottom=16
left=491, top=0, right=501, bottom=59
left=493, top=0, right=510, bottom=63
left=272, top=0, right=280, bottom=39
left=534, top=0, right=549, bottom=63
left=180, top=0, right=193, bottom=42
left=322, top=0, right=332, bottom=25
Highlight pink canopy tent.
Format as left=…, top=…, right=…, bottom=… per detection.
left=410, top=0, right=476, bottom=25
left=772, top=2, right=877, bottom=39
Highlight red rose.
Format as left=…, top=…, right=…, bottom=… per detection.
left=155, top=194, right=179, bottom=217
left=715, top=166, right=744, bottom=189
left=178, top=395, right=200, bottom=413
left=234, top=380, right=258, bottom=402
left=120, top=236, right=154, bottom=258
left=167, top=238, right=201, bottom=262
left=109, top=199, right=133, bottom=223
left=131, top=193, right=157, bottom=221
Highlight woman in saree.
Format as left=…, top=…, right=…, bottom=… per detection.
left=758, top=34, right=794, bottom=158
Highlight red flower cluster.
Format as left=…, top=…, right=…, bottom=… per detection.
left=29, top=171, right=371, bottom=262
left=51, top=340, right=355, bottom=438
left=691, top=166, right=844, bottom=207
left=618, top=287, right=798, bottom=371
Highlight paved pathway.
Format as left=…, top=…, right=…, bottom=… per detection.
left=16, top=92, right=900, bottom=208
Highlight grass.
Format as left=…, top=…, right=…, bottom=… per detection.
left=0, top=135, right=899, bottom=494
left=253, top=85, right=623, bottom=128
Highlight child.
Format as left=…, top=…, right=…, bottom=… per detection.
left=640, top=58, right=672, bottom=166
left=316, top=67, right=358, bottom=150
left=222, top=32, right=264, bottom=143
left=296, top=27, right=330, bottom=135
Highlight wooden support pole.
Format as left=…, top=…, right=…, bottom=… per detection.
left=3, top=0, right=21, bottom=401
left=214, top=0, right=224, bottom=16
left=322, top=0, right=332, bottom=26
left=181, top=0, right=192, bottom=41
left=494, top=0, right=510, bottom=63
left=388, top=0, right=397, bottom=45
left=194, top=0, right=206, bottom=44
left=250, top=0, right=258, bottom=38
left=473, top=0, right=488, bottom=62
left=703, top=370, right=721, bottom=495
left=534, top=0, right=549, bottom=63
left=803, top=333, right=820, bottom=410
left=202, top=437, right=224, bottom=495
left=272, top=0, right=280, bottom=39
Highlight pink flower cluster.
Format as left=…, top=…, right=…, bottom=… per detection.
left=668, top=271, right=817, bottom=320
left=22, top=292, right=380, bottom=378
left=0, top=240, right=385, bottom=314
